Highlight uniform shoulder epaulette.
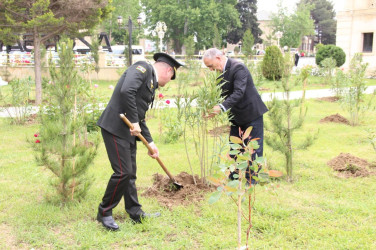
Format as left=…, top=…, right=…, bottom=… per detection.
left=136, top=64, right=147, bottom=73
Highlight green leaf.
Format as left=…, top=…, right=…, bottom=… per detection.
left=242, top=126, right=253, bottom=140
left=208, top=191, right=222, bottom=204
left=229, top=150, right=239, bottom=155
left=238, top=161, right=249, bottom=170
left=227, top=180, right=239, bottom=188
left=254, top=156, right=264, bottom=164
left=230, top=136, right=242, bottom=144
left=230, top=143, right=242, bottom=149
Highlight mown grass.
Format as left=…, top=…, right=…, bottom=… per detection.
left=1, top=95, right=376, bottom=249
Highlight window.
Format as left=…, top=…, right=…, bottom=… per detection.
left=362, top=33, right=373, bottom=53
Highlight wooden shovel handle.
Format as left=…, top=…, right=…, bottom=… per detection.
left=119, top=114, right=176, bottom=182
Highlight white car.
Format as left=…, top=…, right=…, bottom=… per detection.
left=226, top=51, right=235, bottom=57
left=105, top=45, right=146, bottom=67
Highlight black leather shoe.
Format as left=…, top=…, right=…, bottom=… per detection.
left=97, top=212, right=119, bottom=231
left=130, top=212, right=161, bottom=224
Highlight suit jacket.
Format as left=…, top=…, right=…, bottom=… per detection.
left=220, top=58, right=268, bottom=126
left=97, top=61, right=157, bottom=143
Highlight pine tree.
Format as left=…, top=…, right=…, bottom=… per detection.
left=242, top=29, right=254, bottom=58
left=35, top=37, right=99, bottom=203
left=264, top=54, right=316, bottom=181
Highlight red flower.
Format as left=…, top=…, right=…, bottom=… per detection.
left=166, top=100, right=170, bottom=104
left=159, top=93, right=164, bottom=99
left=34, top=133, right=39, bottom=137
left=35, top=139, right=41, bottom=143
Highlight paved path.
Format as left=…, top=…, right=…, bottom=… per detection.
left=1, top=86, right=375, bottom=117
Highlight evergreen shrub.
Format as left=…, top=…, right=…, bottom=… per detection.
left=261, top=45, right=283, bottom=80
left=316, top=45, right=346, bottom=67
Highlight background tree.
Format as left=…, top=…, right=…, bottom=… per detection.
left=102, top=0, right=141, bottom=44
left=341, top=54, right=370, bottom=126
left=265, top=54, right=316, bottom=181
left=185, top=36, right=195, bottom=58
left=261, top=45, right=283, bottom=81
left=242, top=29, right=254, bottom=58
left=213, top=24, right=222, bottom=48
left=141, top=0, right=239, bottom=53
left=270, top=2, right=314, bottom=48
left=297, top=0, right=337, bottom=44
left=0, top=0, right=111, bottom=105
left=35, top=37, right=99, bottom=202
left=226, top=0, right=262, bottom=45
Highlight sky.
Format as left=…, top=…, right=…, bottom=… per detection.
left=257, top=0, right=344, bottom=13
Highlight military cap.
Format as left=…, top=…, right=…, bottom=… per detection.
left=153, top=52, right=184, bottom=80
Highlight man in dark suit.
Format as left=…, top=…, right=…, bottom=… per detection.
left=203, top=48, right=268, bottom=183
left=96, top=53, right=183, bottom=230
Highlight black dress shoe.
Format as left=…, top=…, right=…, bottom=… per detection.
left=97, top=212, right=119, bottom=231
left=130, top=212, right=161, bottom=224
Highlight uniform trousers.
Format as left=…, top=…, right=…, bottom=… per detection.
left=98, top=128, right=143, bottom=218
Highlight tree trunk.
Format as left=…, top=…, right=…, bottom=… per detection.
left=33, top=31, right=43, bottom=105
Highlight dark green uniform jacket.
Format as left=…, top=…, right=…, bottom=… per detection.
left=97, top=61, right=157, bottom=143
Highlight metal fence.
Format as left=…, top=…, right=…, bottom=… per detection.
left=0, top=51, right=264, bottom=67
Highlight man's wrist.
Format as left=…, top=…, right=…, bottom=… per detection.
left=219, top=104, right=226, bottom=112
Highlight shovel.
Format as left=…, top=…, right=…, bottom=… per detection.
left=119, top=114, right=183, bottom=190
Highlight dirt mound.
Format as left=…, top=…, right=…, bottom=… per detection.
left=327, top=153, right=373, bottom=178
left=320, top=113, right=350, bottom=125
left=142, top=172, right=214, bottom=209
left=317, top=96, right=339, bottom=102
left=208, top=125, right=230, bottom=137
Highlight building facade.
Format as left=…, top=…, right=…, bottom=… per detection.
left=336, top=0, right=376, bottom=73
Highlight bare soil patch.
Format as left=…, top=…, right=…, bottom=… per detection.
left=142, top=172, right=214, bottom=209
left=317, top=96, right=339, bottom=102
left=258, top=87, right=271, bottom=91
left=320, top=113, right=350, bottom=125
left=208, top=125, right=230, bottom=137
left=327, top=153, right=375, bottom=178
left=190, top=81, right=202, bottom=87
left=25, top=113, right=38, bottom=125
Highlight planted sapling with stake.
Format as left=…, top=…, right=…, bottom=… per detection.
left=208, top=126, right=269, bottom=250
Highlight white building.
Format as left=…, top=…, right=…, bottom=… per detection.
left=336, top=0, right=376, bottom=73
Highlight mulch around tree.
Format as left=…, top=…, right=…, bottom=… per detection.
left=320, top=113, right=350, bottom=125
left=327, top=153, right=375, bottom=178
left=208, top=125, right=230, bottom=137
left=142, top=172, right=214, bottom=209
left=317, top=96, right=340, bottom=102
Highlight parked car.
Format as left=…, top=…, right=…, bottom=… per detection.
left=105, top=45, right=145, bottom=67
left=226, top=51, right=235, bottom=57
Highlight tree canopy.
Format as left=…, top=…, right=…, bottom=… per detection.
left=140, top=0, right=240, bottom=53
left=0, top=0, right=111, bottom=104
left=226, top=0, right=262, bottom=45
left=297, top=0, right=337, bottom=44
left=101, top=0, right=142, bottom=45
left=270, top=2, right=315, bottom=48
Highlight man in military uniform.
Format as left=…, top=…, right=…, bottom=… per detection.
left=96, top=53, right=183, bottom=230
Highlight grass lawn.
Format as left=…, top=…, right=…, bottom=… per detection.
left=1, top=96, right=376, bottom=249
